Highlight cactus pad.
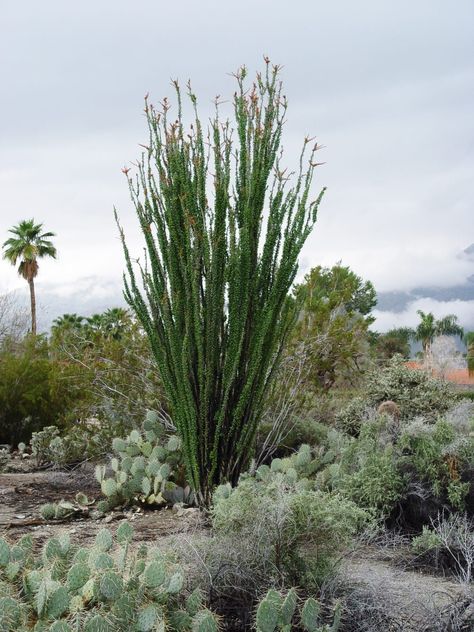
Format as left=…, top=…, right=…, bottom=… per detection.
left=136, top=605, right=160, bottom=632
left=143, top=561, right=166, bottom=588
left=94, top=529, right=113, bottom=552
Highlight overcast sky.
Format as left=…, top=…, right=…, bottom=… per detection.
left=1, top=1, right=473, bottom=331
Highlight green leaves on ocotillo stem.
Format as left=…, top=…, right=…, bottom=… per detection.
left=116, top=62, right=324, bottom=506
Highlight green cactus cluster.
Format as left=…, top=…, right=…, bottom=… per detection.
left=256, top=589, right=342, bottom=632
left=96, top=411, right=193, bottom=510
left=30, top=425, right=107, bottom=467
left=213, top=444, right=328, bottom=501
left=39, top=493, right=95, bottom=522
left=255, top=444, right=329, bottom=486
left=0, top=522, right=219, bottom=631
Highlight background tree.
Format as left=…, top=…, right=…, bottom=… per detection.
left=373, top=327, right=413, bottom=361
left=0, top=292, right=29, bottom=345
left=291, top=264, right=376, bottom=390
left=49, top=307, right=165, bottom=431
left=0, top=336, right=82, bottom=445
left=116, top=63, right=324, bottom=506
left=465, top=331, right=474, bottom=377
left=2, top=219, right=57, bottom=335
left=414, top=310, right=463, bottom=359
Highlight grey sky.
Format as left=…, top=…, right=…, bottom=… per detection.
left=1, top=1, right=473, bottom=330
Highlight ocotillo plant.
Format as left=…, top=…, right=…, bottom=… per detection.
left=116, top=61, right=325, bottom=506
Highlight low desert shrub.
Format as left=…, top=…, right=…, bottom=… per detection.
left=30, top=424, right=111, bottom=467
left=151, top=448, right=366, bottom=628
left=194, top=449, right=367, bottom=625
left=399, top=417, right=473, bottom=512
left=324, top=408, right=474, bottom=525
left=329, top=419, right=407, bottom=518
left=336, top=355, right=457, bottom=436
left=0, top=447, right=11, bottom=472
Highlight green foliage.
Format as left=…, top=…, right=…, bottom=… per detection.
left=399, top=418, right=473, bottom=510
left=326, top=405, right=474, bottom=520
left=365, top=356, right=457, bottom=420
left=330, top=418, right=406, bottom=517
left=212, top=450, right=368, bottom=589
left=291, top=264, right=376, bottom=391
left=411, top=526, right=442, bottom=554
left=255, top=589, right=341, bottom=632
left=49, top=309, right=166, bottom=434
left=336, top=355, right=457, bottom=435
left=373, top=327, right=412, bottom=361
left=334, top=397, right=369, bottom=437
left=0, top=336, right=83, bottom=445
left=0, top=523, right=218, bottom=631
left=117, top=63, right=324, bottom=506
left=97, top=412, right=192, bottom=509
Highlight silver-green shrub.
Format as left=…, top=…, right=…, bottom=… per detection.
left=336, top=355, right=457, bottom=435
left=30, top=425, right=108, bottom=467
left=208, top=447, right=367, bottom=596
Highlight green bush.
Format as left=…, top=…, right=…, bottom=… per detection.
left=0, top=523, right=218, bottom=631
left=399, top=418, right=473, bottom=511
left=211, top=449, right=368, bottom=590
left=410, top=514, right=474, bottom=582
left=336, top=356, right=457, bottom=435
left=0, top=337, right=83, bottom=445
left=30, top=424, right=112, bottom=468
left=325, top=409, right=474, bottom=522
left=365, top=355, right=456, bottom=420
left=411, top=526, right=442, bottom=554
left=330, top=419, right=406, bottom=517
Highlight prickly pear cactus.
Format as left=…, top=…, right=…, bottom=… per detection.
left=255, top=590, right=343, bottom=632
left=0, top=523, right=219, bottom=631
left=255, top=444, right=323, bottom=491
left=96, top=411, right=193, bottom=510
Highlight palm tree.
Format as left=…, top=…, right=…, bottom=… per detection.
left=414, top=310, right=463, bottom=357
left=2, top=219, right=57, bottom=335
left=52, top=313, right=85, bottom=330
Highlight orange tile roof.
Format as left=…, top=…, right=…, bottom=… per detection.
left=405, top=362, right=474, bottom=385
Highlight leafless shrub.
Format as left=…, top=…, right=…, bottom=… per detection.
left=257, top=344, right=309, bottom=465
left=431, top=513, right=474, bottom=584
left=0, top=291, right=29, bottom=343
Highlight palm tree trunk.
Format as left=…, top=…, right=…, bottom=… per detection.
left=28, top=277, right=37, bottom=335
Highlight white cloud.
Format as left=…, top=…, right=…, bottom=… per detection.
left=0, top=1, right=473, bottom=321
left=373, top=297, right=474, bottom=332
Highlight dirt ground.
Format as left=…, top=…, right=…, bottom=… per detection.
left=0, top=466, right=206, bottom=548
left=341, top=547, right=474, bottom=629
